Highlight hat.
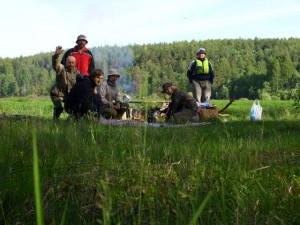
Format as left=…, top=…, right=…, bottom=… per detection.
left=161, top=82, right=174, bottom=93
left=196, top=47, right=206, bottom=55
left=76, top=34, right=88, bottom=44
left=107, top=69, right=120, bottom=77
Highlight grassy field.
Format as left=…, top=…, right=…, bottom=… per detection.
left=0, top=97, right=300, bottom=225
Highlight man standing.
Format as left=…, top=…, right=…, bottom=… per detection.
left=187, top=48, right=214, bottom=103
left=161, top=82, right=198, bottom=123
left=64, top=69, right=104, bottom=120
left=98, top=69, right=130, bottom=119
left=61, top=34, right=95, bottom=76
left=50, top=46, right=79, bottom=120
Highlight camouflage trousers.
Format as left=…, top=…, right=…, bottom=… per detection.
left=167, top=108, right=196, bottom=124
left=101, top=102, right=130, bottom=120
left=51, top=95, right=64, bottom=120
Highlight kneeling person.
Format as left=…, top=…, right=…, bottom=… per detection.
left=161, top=82, right=198, bottom=123
left=64, top=69, right=104, bottom=120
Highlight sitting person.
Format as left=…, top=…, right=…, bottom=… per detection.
left=161, top=82, right=198, bottom=123
left=64, top=69, right=104, bottom=120
left=98, top=69, right=130, bottom=119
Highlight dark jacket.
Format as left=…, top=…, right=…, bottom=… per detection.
left=61, top=46, right=95, bottom=76
left=187, top=58, right=214, bottom=84
left=64, top=76, right=101, bottom=118
left=167, top=89, right=198, bottom=119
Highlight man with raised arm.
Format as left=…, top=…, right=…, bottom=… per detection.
left=50, top=46, right=79, bottom=120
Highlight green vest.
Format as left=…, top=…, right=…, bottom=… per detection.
left=194, top=59, right=209, bottom=75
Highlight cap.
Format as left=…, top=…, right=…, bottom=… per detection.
left=107, top=68, right=120, bottom=77
left=196, top=48, right=206, bottom=55
left=76, top=34, right=88, bottom=44
left=161, top=82, right=174, bottom=93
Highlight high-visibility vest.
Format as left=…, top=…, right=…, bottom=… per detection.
left=194, top=59, right=209, bottom=75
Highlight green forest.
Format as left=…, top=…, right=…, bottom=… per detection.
left=0, top=38, right=299, bottom=100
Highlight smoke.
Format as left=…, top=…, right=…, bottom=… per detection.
left=92, top=45, right=138, bottom=95
left=92, top=45, right=134, bottom=70
left=119, top=74, right=137, bottom=94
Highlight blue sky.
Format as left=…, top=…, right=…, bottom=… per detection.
left=1, top=0, right=299, bottom=58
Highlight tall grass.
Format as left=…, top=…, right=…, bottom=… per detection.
left=0, top=97, right=300, bottom=224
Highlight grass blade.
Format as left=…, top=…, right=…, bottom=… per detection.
left=32, top=125, right=44, bottom=225
left=60, top=191, right=70, bottom=225
left=188, top=191, right=213, bottom=225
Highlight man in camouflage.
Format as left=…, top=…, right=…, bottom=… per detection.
left=161, top=82, right=198, bottom=123
left=50, top=46, right=79, bottom=120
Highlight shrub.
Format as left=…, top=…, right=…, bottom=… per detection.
left=293, top=88, right=300, bottom=110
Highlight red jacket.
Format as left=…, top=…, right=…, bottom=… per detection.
left=61, top=46, right=95, bottom=76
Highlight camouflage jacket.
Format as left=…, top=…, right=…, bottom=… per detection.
left=50, top=54, right=79, bottom=98
left=167, top=88, right=198, bottom=118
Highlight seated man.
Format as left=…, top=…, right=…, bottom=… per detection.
left=98, top=69, right=130, bottom=119
left=64, top=69, right=104, bottom=120
left=161, top=82, right=198, bottom=123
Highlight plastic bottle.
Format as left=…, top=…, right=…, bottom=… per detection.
left=205, top=97, right=210, bottom=108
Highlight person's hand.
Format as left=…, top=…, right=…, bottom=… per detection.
left=93, top=87, right=97, bottom=94
left=55, top=46, right=63, bottom=55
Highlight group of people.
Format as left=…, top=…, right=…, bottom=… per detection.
left=50, top=34, right=214, bottom=123
left=50, top=34, right=128, bottom=121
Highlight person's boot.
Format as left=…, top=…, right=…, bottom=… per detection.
left=53, top=107, right=63, bottom=120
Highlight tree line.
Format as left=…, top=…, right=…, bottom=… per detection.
left=0, top=38, right=299, bottom=100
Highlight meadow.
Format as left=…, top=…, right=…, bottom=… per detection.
left=0, top=97, right=300, bottom=225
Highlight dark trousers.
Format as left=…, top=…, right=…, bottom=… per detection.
left=65, top=93, right=102, bottom=120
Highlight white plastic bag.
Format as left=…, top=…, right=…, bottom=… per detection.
left=250, top=99, right=262, bottom=121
